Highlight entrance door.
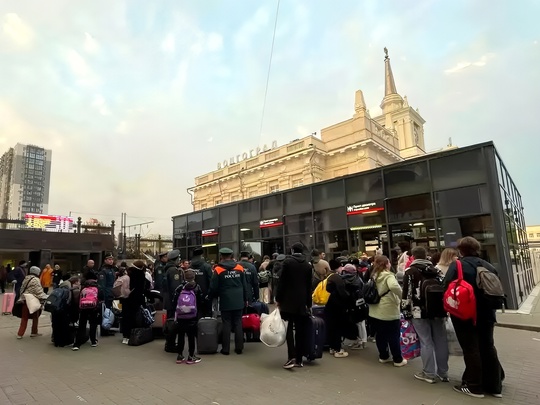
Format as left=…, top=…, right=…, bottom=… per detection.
left=349, top=227, right=388, bottom=257
left=261, top=238, right=284, bottom=259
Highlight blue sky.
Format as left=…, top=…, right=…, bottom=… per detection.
left=1, top=0, right=539, bottom=235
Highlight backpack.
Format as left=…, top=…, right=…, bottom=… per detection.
left=363, top=278, right=389, bottom=305
left=443, top=260, right=477, bottom=324
left=348, top=285, right=369, bottom=322
left=476, top=265, right=506, bottom=309
left=419, top=271, right=447, bottom=319
left=44, top=287, right=70, bottom=313
left=113, top=275, right=131, bottom=298
left=258, top=270, right=270, bottom=284
left=175, top=289, right=197, bottom=320
left=312, top=276, right=331, bottom=305
left=79, top=286, right=99, bottom=309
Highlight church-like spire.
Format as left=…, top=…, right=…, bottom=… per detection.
left=384, top=47, right=397, bottom=96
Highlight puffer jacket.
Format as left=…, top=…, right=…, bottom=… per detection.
left=368, top=270, right=402, bottom=321
left=17, top=275, right=48, bottom=303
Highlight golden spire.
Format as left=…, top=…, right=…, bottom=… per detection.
left=384, top=47, right=397, bottom=96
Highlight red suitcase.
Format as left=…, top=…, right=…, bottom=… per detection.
left=2, top=293, right=15, bottom=315
left=242, top=313, right=260, bottom=342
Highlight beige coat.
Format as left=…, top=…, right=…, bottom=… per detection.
left=17, top=275, right=48, bottom=303
left=368, top=270, right=402, bottom=321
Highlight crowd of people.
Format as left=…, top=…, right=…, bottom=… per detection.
left=4, top=235, right=504, bottom=399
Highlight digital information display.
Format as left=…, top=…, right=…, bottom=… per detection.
left=25, top=213, right=75, bottom=233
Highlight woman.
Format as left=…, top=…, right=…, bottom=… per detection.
left=368, top=255, right=406, bottom=367
left=325, top=265, right=350, bottom=358
left=443, top=237, right=503, bottom=398
left=121, top=260, right=150, bottom=345
left=436, top=248, right=458, bottom=275
left=16, top=266, right=48, bottom=339
left=40, top=264, right=53, bottom=293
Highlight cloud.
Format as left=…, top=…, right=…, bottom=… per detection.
left=444, top=54, right=495, bottom=74
left=207, top=137, right=213, bottom=143
left=172, top=60, right=189, bottom=89
left=161, top=33, right=175, bottom=54
left=92, top=94, right=110, bottom=116
left=206, top=32, right=223, bottom=52
left=84, top=32, right=100, bottom=54
left=64, top=49, right=100, bottom=86
left=234, top=7, right=269, bottom=49
left=115, top=121, right=128, bottom=134
left=2, top=13, right=34, bottom=47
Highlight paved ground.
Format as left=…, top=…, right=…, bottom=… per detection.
left=497, top=284, right=540, bottom=331
left=0, top=307, right=539, bottom=405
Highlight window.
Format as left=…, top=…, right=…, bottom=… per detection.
left=314, top=208, right=346, bottom=231
left=187, top=231, right=202, bottom=246
left=387, top=193, right=433, bottom=223
left=219, top=225, right=237, bottom=242
left=430, top=149, right=487, bottom=191
left=529, top=233, right=534, bottom=238
left=173, top=216, right=188, bottom=235
left=240, top=222, right=261, bottom=240
left=292, top=179, right=303, bottom=187
left=345, top=171, right=383, bottom=204
left=239, top=200, right=260, bottom=223
left=203, top=209, right=218, bottom=229
left=384, top=161, right=431, bottom=198
left=435, top=185, right=491, bottom=217
left=214, top=199, right=222, bottom=206
left=187, top=213, right=203, bottom=231
left=285, top=213, right=313, bottom=234
left=248, top=188, right=258, bottom=198
left=200, top=203, right=207, bottom=210
left=314, top=230, right=348, bottom=260
left=537, top=233, right=540, bottom=238
left=284, top=188, right=311, bottom=215
left=220, top=205, right=238, bottom=226
left=269, top=183, right=279, bottom=193
left=313, top=181, right=344, bottom=210
left=261, top=194, right=282, bottom=218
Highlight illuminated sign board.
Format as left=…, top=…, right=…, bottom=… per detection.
left=202, top=229, right=218, bottom=237
left=25, top=213, right=74, bottom=233
left=259, top=218, right=283, bottom=228
left=347, top=202, right=384, bottom=215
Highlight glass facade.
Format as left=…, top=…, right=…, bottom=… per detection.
left=173, top=142, right=533, bottom=309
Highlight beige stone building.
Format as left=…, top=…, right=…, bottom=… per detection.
left=190, top=49, right=427, bottom=211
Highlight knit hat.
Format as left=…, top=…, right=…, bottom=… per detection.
left=184, top=269, right=195, bottom=282
left=29, top=266, right=41, bottom=276
left=342, top=264, right=357, bottom=274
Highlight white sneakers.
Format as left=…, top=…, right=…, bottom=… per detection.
left=334, top=350, right=349, bottom=358
left=394, top=359, right=408, bottom=367
left=122, top=338, right=129, bottom=345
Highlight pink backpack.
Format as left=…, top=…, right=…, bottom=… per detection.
left=79, top=286, right=99, bottom=309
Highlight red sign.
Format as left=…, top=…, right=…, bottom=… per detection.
left=347, top=202, right=384, bottom=216
left=202, top=229, right=218, bottom=237
left=259, top=218, right=283, bottom=228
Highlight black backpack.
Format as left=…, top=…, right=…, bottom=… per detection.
left=363, top=279, right=389, bottom=305
left=420, top=272, right=447, bottom=319
left=44, top=287, right=70, bottom=313
left=348, top=286, right=369, bottom=322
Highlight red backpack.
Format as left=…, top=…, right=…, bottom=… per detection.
left=443, top=260, right=477, bottom=324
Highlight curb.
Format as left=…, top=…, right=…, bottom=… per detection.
left=495, top=323, right=540, bottom=333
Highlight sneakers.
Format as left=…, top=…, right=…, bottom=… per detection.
left=394, top=359, right=408, bottom=367
left=122, top=338, right=129, bottom=345
left=91, top=341, right=98, bottom=347
left=329, top=349, right=336, bottom=355
left=176, top=355, right=185, bottom=364
left=283, top=359, right=296, bottom=369
left=453, top=385, right=485, bottom=398
left=489, top=393, right=503, bottom=398
left=294, top=362, right=304, bottom=368
left=379, top=357, right=393, bottom=364
left=349, top=341, right=365, bottom=350
left=414, top=372, right=436, bottom=384
left=186, top=356, right=202, bottom=364
left=334, top=350, right=349, bottom=358
left=30, top=333, right=43, bottom=337
left=220, top=350, right=230, bottom=355
left=72, top=347, right=79, bottom=351
left=438, top=375, right=450, bottom=383
left=16, top=335, right=23, bottom=339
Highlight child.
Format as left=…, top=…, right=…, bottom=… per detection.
left=72, top=277, right=100, bottom=351
left=173, top=269, right=203, bottom=364
left=51, top=275, right=80, bottom=347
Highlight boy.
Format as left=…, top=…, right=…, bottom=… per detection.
left=173, top=269, right=203, bottom=364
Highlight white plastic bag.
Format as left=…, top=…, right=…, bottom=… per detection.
left=260, top=308, right=287, bottom=348
left=446, top=319, right=463, bottom=356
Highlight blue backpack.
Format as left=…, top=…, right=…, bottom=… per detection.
left=175, top=289, right=197, bottom=320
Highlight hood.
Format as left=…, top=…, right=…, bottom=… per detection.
left=164, top=262, right=178, bottom=271
left=59, top=280, right=72, bottom=289
left=290, top=253, right=306, bottom=263
left=341, top=272, right=362, bottom=288
left=219, top=259, right=240, bottom=271
left=375, top=270, right=395, bottom=283
left=410, top=259, right=438, bottom=276
left=190, top=257, right=206, bottom=268
left=311, top=256, right=320, bottom=264
left=183, top=281, right=197, bottom=290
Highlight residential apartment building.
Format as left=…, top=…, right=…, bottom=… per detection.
left=0, top=143, right=52, bottom=226
left=190, top=49, right=427, bottom=210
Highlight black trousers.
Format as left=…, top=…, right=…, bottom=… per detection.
left=75, top=309, right=98, bottom=347
left=177, top=320, right=197, bottom=357
left=221, top=309, right=243, bottom=354
left=51, top=310, right=72, bottom=347
left=373, top=318, right=402, bottom=363
left=121, top=302, right=138, bottom=339
left=451, top=317, right=502, bottom=394
left=281, top=312, right=309, bottom=364
left=0, top=280, right=5, bottom=293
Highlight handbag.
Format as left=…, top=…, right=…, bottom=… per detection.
left=12, top=302, right=24, bottom=318
left=24, top=293, right=42, bottom=314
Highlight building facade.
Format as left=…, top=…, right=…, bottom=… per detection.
left=190, top=50, right=427, bottom=211
left=0, top=143, right=52, bottom=225
left=173, top=142, right=536, bottom=310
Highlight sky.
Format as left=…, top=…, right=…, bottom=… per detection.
left=1, top=0, right=539, bottom=236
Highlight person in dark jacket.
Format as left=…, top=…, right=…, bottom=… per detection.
left=267, top=253, right=285, bottom=304
left=153, top=252, right=168, bottom=292
left=162, top=250, right=183, bottom=352
left=342, top=264, right=367, bottom=350
left=443, top=237, right=503, bottom=399
left=276, top=242, right=312, bottom=369
left=52, top=264, right=63, bottom=288
left=82, top=260, right=97, bottom=283
left=97, top=253, right=116, bottom=308
left=325, top=264, right=351, bottom=358
left=52, top=275, right=79, bottom=347
left=190, top=247, right=213, bottom=317
left=402, top=247, right=449, bottom=384
left=10, top=260, right=28, bottom=302
left=208, top=248, right=249, bottom=355
left=73, top=278, right=100, bottom=350
left=238, top=251, right=259, bottom=304
left=120, top=261, right=150, bottom=345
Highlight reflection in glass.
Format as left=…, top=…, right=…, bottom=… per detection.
left=284, top=188, right=312, bottom=215
left=313, top=181, right=344, bottom=210
left=435, top=186, right=490, bottom=217
left=239, top=200, right=260, bottom=223
left=430, top=149, right=486, bottom=191
left=261, top=194, right=283, bottom=218
left=187, top=212, right=203, bottom=231
left=219, top=225, right=238, bottom=242
left=387, top=194, right=433, bottom=223
left=203, top=209, right=218, bottom=229
left=389, top=222, right=437, bottom=266
left=314, top=207, right=346, bottom=231
left=315, top=230, right=348, bottom=260
left=385, top=162, right=430, bottom=197
left=220, top=205, right=238, bottom=226
left=187, top=231, right=202, bottom=246
left=345, top=171, right=383, bottom=204
left=285, top=234, right=314, bottom=254
left=285, top=213, right=313, bottom=234
left=240, top=222, right=261, bottom=240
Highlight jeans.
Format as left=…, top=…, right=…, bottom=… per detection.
left=17, top=304, right=40, bottom=337
left=221, top=309, right=243, bottom=354
left=451, top=316, right=502, bottom=394
left=75, top=309, right=98, bottom=347
left=412, top=318, right=449, bottom=378
left=373, top=318, right=402, bottom=363
left=281, top=312, right=309, bottom=364
left=177, top=320, right=197, bottom=357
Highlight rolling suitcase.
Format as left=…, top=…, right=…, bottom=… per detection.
left=1, top=292, right=15, bottom=315
left=197, top=317, right=219, bottom=354
left=311, top=305, right=329, bottom=348
left=305, top=316, right=325, bottom=361
left=242, top=313, right=261, bottom=342
left=128, top=327, right=154, bottom=346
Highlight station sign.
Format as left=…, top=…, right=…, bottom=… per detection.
left=25, top=213, right=74, bottom=233
left=217, top=140, right=278, bottom=169
left=347, top=202, right=384, bottom=216
left=259, top=218, right=283, bottom=228
left=202, top=229, right=218, bottom=237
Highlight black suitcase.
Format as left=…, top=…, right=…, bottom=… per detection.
left=197, top=317, right=219, bottom=354
left=128, top=327, right=154, bottom=346
left=305, top=316, right=325, bottom=361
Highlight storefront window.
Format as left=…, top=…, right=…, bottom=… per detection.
left=430, top=149, right=487, bottom=191
left=187, top=231, right=202, bottom=246
left=345, top=171, right=383, bottom=204
left=240, top=222, right=261, bottom=240
left=387, top=193, right=433, bottom=223
left=438, top=215, right=496, bottom=261
left=315, top=230, right=348, bottom=259
left=239, top=200, right=260, bottom=223
left=313, top=180, right=345, bottom=210
left=435, top=185, right=490, bottom=217
left=314, top=207, right=346, bottom=231
left=261, top=225, right=283, bottom=239
left=349, top=228, right=387, bottom=257
left=284, top=188, right=312, bottom=215
left=203, top=209, right=218, bottom=229
left=174, top=234, right=187, bottom=247
left=389, top=221, right=437, bottom=266
left=219, top=225, right=238, bottom=242
left=187, top=213, right=202, bottom=231
left=285, top=234, right=313, bottom=253
left=384, top=162, right=430, bottom=198
left=220, top=205, right=238, bottom=226
left=285, top=213, right=313, bottom=234
left=261, top=194, right=283, bottom=218
left=173, top=215, right=187, bottom=235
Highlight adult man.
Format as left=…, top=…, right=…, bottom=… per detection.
left=276, top=242, right=313, bottom=369
left=209, top=248, right=248, bottom=355
left=190, top=247, right=213, bottom=317
left=153, top=252, right=168, bottom=292
left=402, top=247, right=449, bottom=384
left=162, top=249, right=183, bottom=353
left=180, top=259, right=190, bottom=271
left=267, top=253, right=286, bottom=304
left=52, top=264, right=63, bottom=288
left=239, top=251, right=259, bottom=304
left=311, top=249, right=331, bottom=287
left=98, top=253, right=116, bottom=309
left=82, top=260, right=97, bottom=282
left=10, top=260, right=28, bottom=302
